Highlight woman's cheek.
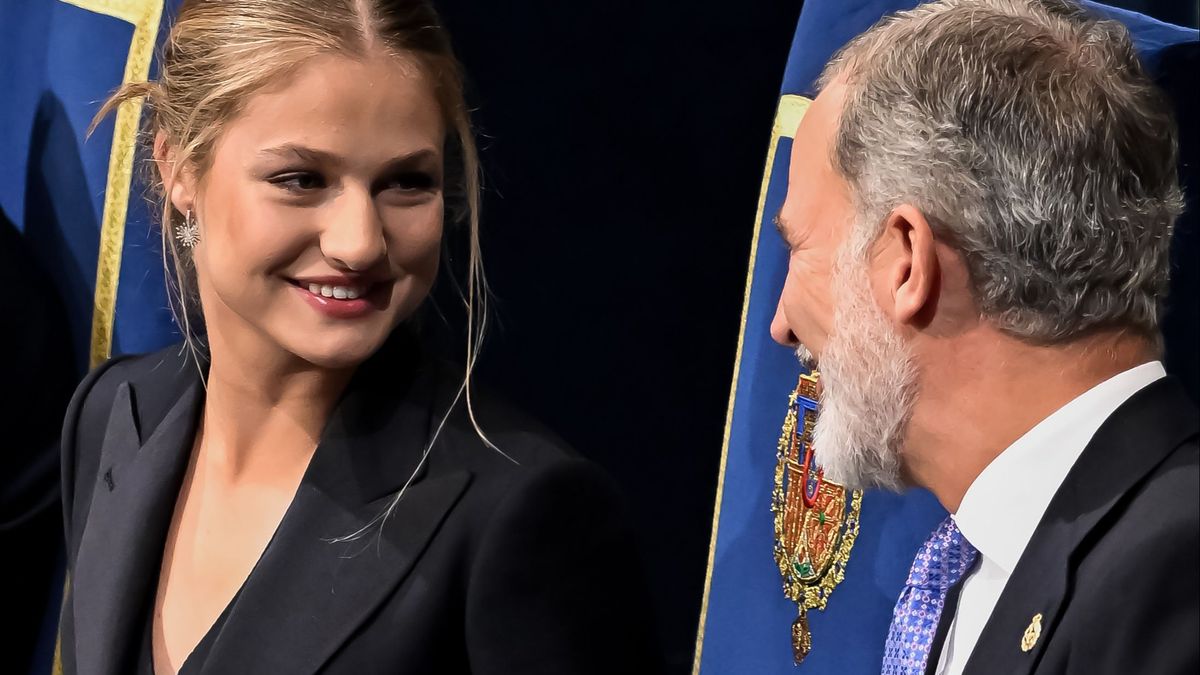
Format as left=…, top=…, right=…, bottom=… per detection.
left=388, top=207, right=443, bottom=270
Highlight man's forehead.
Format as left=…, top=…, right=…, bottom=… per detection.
left=784, top=80, right=848, bottom=214
left=789, top=81, right=847, bottom=177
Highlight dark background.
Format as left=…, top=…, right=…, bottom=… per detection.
left=426, top=1, right=1198, bottom=672
left=431, top=3, right=805, bottom=670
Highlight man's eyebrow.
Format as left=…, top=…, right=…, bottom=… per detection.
left=773, top=210, right=788, bottom=238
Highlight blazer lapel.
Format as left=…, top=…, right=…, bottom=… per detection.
left=203, top=337, right=474, bottom=674
left=71, top=374, right=203, bottom=675
left=962, top=377, right=1199, bottom=675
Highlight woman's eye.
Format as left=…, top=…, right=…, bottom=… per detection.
left=384, top=172, right=437, bottom=192
left=269, top=172, right=326, bottom=193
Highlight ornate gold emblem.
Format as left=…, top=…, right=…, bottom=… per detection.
left=772, top=371, right=863, bottom=664
left=1021, top=613, right=1043, bottom=652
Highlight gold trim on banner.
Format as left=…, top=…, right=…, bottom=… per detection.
left=53, top=7, right=166, bottom=675
left=60, top=0, right=165, bottom=368
left=692, top=94, right=811, bottom=675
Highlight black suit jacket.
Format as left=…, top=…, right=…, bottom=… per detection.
left=58, top=335, right=660, bottom=674
left=927, top=377, right=1199, bottom=674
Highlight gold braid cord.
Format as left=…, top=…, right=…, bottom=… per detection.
left=59, top=0, right=165, bottom=367
left=52, top=8, right=166, bottom=675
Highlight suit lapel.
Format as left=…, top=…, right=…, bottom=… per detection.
left=70, top=332, right=472, bottom=674
left=200, top=466, right=471, bottom=674
left=962, top=378, right=1199, bottom=675
left=71, top=374, right=203, bottom=675
left=203, top=335, right=475, bottom=673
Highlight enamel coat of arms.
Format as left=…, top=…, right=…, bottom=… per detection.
left=771, top=371, right=863, bottom=664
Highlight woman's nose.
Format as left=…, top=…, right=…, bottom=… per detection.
left=321, top=188, right=386, bottom=271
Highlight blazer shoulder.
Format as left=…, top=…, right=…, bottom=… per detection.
left=423, top=370, right=629, bottom=529
left=1081, top=434, right=1198, bottom=571
left=61, top=343, right=190, bottom=455
left=429, top=368, right=583, bottom=477
left=60, top=343, right=192, bottom=543
left=1060, top=438, right=1199, bottom=672
left=453, top=418, right=658, bottom=673
left=1058, top=378, right=1198, bottom=573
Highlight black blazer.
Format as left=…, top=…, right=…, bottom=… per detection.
left=58, top=334, right=660, bottom=674
left=927, top=377, right=1199, bottom=674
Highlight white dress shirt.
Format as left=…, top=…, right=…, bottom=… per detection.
left=933, top=361, right=1167, bottom=675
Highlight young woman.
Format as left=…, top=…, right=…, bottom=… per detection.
left=57, top=2, right=658, bottom=673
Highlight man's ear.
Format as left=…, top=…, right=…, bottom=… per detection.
left=153, top=130, right=195, bottom=215
left=880, top=203, right=939, bottom=327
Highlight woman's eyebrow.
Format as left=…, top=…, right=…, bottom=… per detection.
left=257, top=143, right=341, bottom=166
left=378, top=147, right=441, bottom=169
left=256, top=143, right=440, bottom=168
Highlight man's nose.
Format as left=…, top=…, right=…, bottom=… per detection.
left=770, top=300, right=799, bottom=347
left=321, top=188, right=386, bottom=271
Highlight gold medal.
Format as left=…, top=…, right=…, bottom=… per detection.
left=771, top=371, right=862, bottom=664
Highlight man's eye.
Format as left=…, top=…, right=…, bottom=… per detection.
left=269, top=172, right=326, bottom=193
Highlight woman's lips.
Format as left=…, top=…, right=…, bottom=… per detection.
left=287, top=278, right=390, bottom=319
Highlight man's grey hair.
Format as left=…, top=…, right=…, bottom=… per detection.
left=820, top=0, right=1184, bottom=344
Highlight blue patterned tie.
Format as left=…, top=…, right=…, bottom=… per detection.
left=881, top=516, right=979, bottom=675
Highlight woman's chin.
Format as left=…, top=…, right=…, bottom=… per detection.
left=284, top=330, right=389, bottom=371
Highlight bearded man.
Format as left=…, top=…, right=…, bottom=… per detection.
left=769, top=1, right=1199, bottom=674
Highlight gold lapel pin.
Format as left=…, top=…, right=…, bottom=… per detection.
left=1021, top=613, right=1043, bottom=653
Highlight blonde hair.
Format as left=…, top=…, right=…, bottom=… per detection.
left=91, top=0, right=504, bottom=530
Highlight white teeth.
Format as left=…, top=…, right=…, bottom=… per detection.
left=303, top=282, right=364, bottom=300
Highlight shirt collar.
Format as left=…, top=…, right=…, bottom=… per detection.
left=952, top=360, right=1166, bottom=574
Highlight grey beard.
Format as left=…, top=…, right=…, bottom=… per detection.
left=804, top=257, right=917, bottom=491
left=795, top=343, right=818, bottom=372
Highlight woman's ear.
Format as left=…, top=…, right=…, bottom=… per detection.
left=153, top=130, right=195, bottom=215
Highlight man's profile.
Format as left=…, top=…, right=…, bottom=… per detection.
left=769, top=1, right=1198, bottom=673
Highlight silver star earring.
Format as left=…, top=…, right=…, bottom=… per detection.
left=176, top=208, right=200, bottom=248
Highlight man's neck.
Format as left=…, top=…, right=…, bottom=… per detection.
left=903, top=329, right=1157, bottom=513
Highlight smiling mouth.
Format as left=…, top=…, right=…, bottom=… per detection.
left=296, top=280, right=366, bottom=300
left=285, top=277, right=392, bottom=301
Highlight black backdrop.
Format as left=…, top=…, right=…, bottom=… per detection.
left=427, top=2, right=804, bottom=671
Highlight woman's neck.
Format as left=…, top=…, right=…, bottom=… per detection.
left=197, top=334, right=355, bottom=481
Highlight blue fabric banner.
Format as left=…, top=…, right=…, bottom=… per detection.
left=1, top=0, right=183, bottom=375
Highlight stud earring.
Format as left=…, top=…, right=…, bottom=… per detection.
left=176, top=208, right=200, bottom=248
